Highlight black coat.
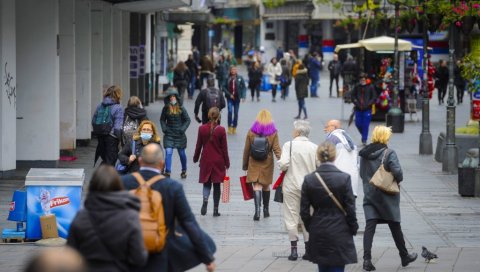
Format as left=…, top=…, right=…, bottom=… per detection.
left=435, top=66, right=449, bottom=88
left=248, top=67, right=263, bottom=88
left=359, top=143, right=403, bottom=222
left=351, top=83, right=377, bottom=111
left=160, top=89, right=191, bottom=149
left=301, top=163, right=358, bottom=266
left=121, top=170, right=215, bottom=271
left=118, top=140, right=162, bottom=173
left=67, top=192, right=147, bottom=272
left=173, top=69, right=191, bottom=89
left=295, top=69, right=309, bottom=99
left=194, top=87, right=226, bottom=124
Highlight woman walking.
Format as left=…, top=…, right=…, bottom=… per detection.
left=278, top=120, right=318, bottom=261
left=92, top=85, right=124, bottom=166
left=67, top=165, right=147, bottom=272
left=242, top=109, right=282, bottom=221
left=294, top=64, right=309, bottom=119
left=248, top=61, right=263, bottom=102
left=173, top=61, right=191, bottom=100
left=118, top=120, right=162, bottom=174
left=160, top=87, right=191, bottom=178
left=266, top=57, right=282, bottom=102
left=359, top=125, right=417, bottom=271
left=301, top=141, right=358, bottom=272
left=193, top=107, right=230, bottom=217
left=121, top=96, right=148, bottom=147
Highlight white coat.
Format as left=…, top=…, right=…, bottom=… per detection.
left=267, top=62, right=282, bottom=85
left=278, top=136, right=318, bottom=232
left=326, top=129, right=360, bottom=196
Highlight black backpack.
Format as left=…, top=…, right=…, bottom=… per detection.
left=205, top=88, right=220, bottom=109
left=93, top=105, right=113, bottom=135
left=250, top=135, right=269, bottom=161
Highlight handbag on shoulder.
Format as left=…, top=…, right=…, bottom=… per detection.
left=369, top=149, right=400, bottom=195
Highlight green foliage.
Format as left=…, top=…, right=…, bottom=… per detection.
left=456, top=126, right=479, bottom=135
left=460, top=54, right=480, bottom=93
left=423, top=0, right=451, bottom=15
left=263, top=0, right=286, bottom=8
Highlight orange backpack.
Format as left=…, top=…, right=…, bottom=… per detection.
left=130, top=173, right=167, bottom=253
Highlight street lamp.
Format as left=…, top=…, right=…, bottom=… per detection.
left=386, top=0, right=405, bottom=133
left=419, top=0, right=432, bottom=154
left=442, top=0, right=458, bottom=173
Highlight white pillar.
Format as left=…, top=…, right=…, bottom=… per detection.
left=122, top=11, right=130, bottom=101
left=0, top=0, right=16, bottom=174
left=75, top=0, right=92, bottom=143
left=112, top=8, right=123, bottom=93
left=16, top=0, right=59, bottom=164
left=103, top=2, right=113, bottom=88
left=91, top=1, right=103, bottom=117
left=59, top=0, right=76, bottom=151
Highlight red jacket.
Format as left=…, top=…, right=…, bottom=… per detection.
left=193, top=124, right=230, bottom=183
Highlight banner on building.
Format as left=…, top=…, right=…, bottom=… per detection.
left=130, top=46, right=139, bottom=78
left=139, top=45, right=145, bottom=76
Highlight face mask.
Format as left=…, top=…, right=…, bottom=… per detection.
left=140, top=132, right=152, bottom=141
left=170, top=100, right=177, bottom=105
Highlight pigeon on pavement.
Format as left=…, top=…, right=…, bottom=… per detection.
left=421, top=246, right=438, bottom=263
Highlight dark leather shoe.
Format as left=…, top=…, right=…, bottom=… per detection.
left=200, top=200, right=208, bottom=216
left=288, top=247, right=298, bottom=261
left=363, top=260, right=376, bottom=271
left=401, top=252, right=418, bottom=267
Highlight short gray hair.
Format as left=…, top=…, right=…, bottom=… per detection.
left=141, top=143, right=164, bottom=165
left=293, top=120, right=311, bottom=137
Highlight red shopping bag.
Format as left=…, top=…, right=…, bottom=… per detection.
left=222, top=176, right=230, bottom=203
left=273, top=171, right=286, bottom=190
left=240, top=175, right=254, bottom=201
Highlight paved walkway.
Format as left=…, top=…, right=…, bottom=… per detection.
left=1, top=68, right=480, bottom=271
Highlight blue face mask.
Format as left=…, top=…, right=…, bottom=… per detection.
left=170, top=100, right=177, bottom=105
left=140, top=132, right=152, bottom=141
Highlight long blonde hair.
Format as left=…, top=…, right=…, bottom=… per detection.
left=133, top=120, right=161, bottom=143
left=255, top=109, right=273, bottom=125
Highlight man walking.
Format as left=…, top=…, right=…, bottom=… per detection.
left=194, top=75, right=226, bottom=124
left=185, top=54, right=198, bottom=99
left=324, top=119, right=360, bottom=197
left=308, top=52, right=322, bottom=97
left=328, top=53, right=342, bottom=97
left=121, top=144, right=216, bottom=272
left=351, top=73, right=377, bottom=145
left=223, top=66, right=246, bottom=134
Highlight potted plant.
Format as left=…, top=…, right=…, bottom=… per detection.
left=423, top=0, right=451, bottom=32
left=399, top=8, right=418, bottom=33
left=335, top=16, right=356, bottom=32
left=448, top=1, right=480, bottom=35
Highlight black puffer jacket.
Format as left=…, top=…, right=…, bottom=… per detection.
left=160, top=89, right=191, bottom=149
left=359, top=143, right=403, bottom=222
left=67, top=191, right=147, bottom=272
left=301, top=163, right=358, bottom=266
left=295, top=68, right=309, bottom=99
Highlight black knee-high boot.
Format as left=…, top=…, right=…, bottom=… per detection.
left=288, top=240, right=298, bottom=261
left=253, top=191, right=262, bottom=221
left=262, top=191, right=270, bottom=218
left=213, top=184, right=221, bottom=217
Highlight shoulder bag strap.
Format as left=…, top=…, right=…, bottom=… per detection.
left=314, top=172, right=347, bottom=216
left=145, top=175, right=164, bottom=187
left=381, top=148, right=389, bottom=165
left=132, top=172, right=146, bottom=186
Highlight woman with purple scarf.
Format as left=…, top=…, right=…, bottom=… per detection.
left=242, top=109, right=282, bottom=221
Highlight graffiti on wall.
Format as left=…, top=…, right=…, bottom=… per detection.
left=3, top=62, right=16, bottom=107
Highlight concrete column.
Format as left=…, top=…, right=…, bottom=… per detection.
left=91, top=1, right=103, bottom=117
left=0, top=0, right=16, bottom=175
left=75, top=0, right=92, bottom=144
left=16, top=0, right=59, bottom=165
left=59, top=0, right=76, bottom=152
left=112, top=8, right=123, bottom=97
left=178, top=24, right=193, bottom=62
left=102, top=2, right=113, bottom=87
left=130, top=13, right=140, bottom=97
left=145, top=13, right=151, bottom=104
left=122, top=11, right=130, bottom=102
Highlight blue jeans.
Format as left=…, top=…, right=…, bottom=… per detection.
left=164, top=147, right=187, bottom=173
left=188, top=75, right=196, bottom=97
left=317, top=264, right=345, bottom=272
left=355, top=109, right=372, bottom=143
left=310, top=76, right=319, bottom=96
left=297, top=98, right=307, bottom=117
left=227, top=98, right=240, bottom=127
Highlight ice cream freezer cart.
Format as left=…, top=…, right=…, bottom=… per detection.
left=25, top=168, right=84, bottom=240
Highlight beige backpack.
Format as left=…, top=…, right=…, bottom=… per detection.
left=130, top=173, right=167, bottom=253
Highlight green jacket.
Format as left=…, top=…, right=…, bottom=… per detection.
left=222, top=75, right=247, bottom=100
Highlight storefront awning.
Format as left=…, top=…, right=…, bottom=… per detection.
left=112, top=0, right=191, bottom=12
left=163, top=11, right=215, bottom=24
left=263, top=1, right=313, bottom=21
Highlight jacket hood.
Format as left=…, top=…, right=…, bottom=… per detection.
left=163, top=88, right=181, bottom=105
left=329, top=129, right=355, bottom=152
left=250, top=121, right=277, bottom=136
left=359, top=143, right=387, bottom=160
left=296, top=68, right=308, bottom=74
left=102, top=96, right=118, bottom=106
left=84, top=191, right=140, bottom=212
left=125, top=106, right=147, bottom=120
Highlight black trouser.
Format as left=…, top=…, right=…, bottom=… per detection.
left=363, top=219, right=408, bottom=260
left=250, top=83, right=260, bottom=99
left=97, top=135, right=119, bottom=166
left=271, top=84, right=277, bottom=99
left=203, top=182, right=221, bottom=207
left=329, top=75, right=339, bottom=96
left=456, top=85, right=465, bottom=103
left=437, top=84, right=447, bottom=103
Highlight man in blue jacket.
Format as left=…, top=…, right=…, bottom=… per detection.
left=308, top=52, right=322, bottom=97
left=121, top=143, right=216, bottom=272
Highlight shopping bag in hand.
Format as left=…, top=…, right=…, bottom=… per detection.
left=239, top=175, right=254, bottom=201
left=222, top=176, right=230, bottom=203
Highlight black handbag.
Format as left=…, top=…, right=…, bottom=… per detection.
left=167, top=224, right=216, bottom=271
left=274, top=186, right=283, bottom=203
